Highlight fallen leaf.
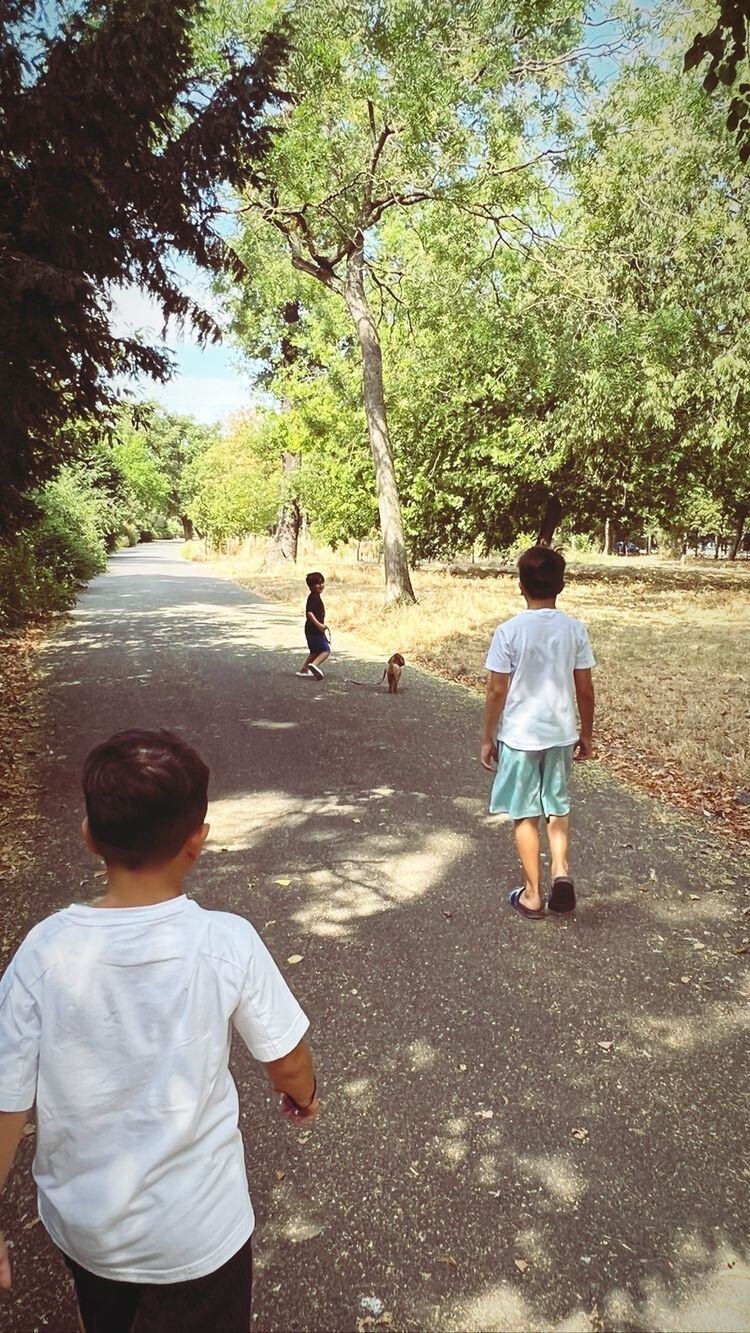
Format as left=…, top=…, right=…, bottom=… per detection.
left=514, top=1258, right=529, bottom=1273
left=597, top=1041, right=614, bottom=1051
left=571, top=1127, right=589, bottom=1141
left=689, top=894, right=700, bottom=901
left=458, top=1063, right=467, bottom=1072
left=438, top=1254, right=458, bottom=1267
left=273, top=877, right=292, bottom=886
left=287, top=954, right=303, bottom=965
left=680, top=976, right=692, bottom=984
left=475, top=1109, right=493, bottom=1119
left=693, top=941, right=706, bottom=951
left=275, top=1170, right=286, bottom=1181
left=22, top=1216, right=41, bottom=1230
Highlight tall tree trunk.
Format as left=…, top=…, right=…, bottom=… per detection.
left=728, top=508, right=747, bottom=561
left=264, top=302, right=303, bottom=566
left=181, top=515, right=194, bottom=540
left=262, top=451, right=301, bottom=566
left=603, top=517, right=612, bottom=555
left=345, top=245, right=416, bottom=605
left=537, top=496, right=562, bottom=546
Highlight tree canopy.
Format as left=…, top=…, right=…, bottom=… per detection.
left=0, top=0, right=287, bottom=531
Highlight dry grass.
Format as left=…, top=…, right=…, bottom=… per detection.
left=190, top=540, right=750, bottom=840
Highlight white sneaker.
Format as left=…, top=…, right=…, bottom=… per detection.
left=308, top=663, right=324, bottom=680
left=295, top=669, right=311, bottom=677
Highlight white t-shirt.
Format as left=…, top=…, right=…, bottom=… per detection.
left=485, top=608, right=596, bottom=750
left=0, top=895, right=309, bottom=1283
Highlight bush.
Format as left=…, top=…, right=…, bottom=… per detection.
left=0, top=467, right=108, bottom=627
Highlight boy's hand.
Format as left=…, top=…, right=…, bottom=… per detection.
left=480, top=739, right=498, bottom=771
left=0, top=1231, right=12, bottom=1290
left=280, top=1092, right=320, bottom=1125
left=574, top=735, right=594, bottom=761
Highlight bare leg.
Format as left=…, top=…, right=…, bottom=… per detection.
left=297, top=652, right=315, bottom=673
left=513, top=817, right=543, bottom=911
left=547, top=814, right=570, bottom=881
left=311, top=650, right=330, bottom=670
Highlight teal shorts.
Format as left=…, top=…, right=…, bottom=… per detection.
left=489, top=743, right=574, bottom=820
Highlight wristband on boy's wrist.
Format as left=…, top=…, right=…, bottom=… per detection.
left=285, top=1077, right=317, bottom=1111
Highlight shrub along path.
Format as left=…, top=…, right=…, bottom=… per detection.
left=1, top=542, right=748, bottom=1333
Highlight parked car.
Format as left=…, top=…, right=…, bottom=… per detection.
left=615, top=541, right=641, bottom=556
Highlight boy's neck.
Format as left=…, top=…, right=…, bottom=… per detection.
left=94, top=864, right=185, bottom=909
left=523, top=596, right=557, bottom=610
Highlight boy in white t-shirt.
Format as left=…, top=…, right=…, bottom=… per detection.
left=481, top=547, right=596, bottom=919
left=0, top=730, right=318, bottom=1331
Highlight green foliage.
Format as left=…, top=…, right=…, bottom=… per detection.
left=182, top=412, right=281, bottom=546
left=221, top=8, right=750, bottom=561
left=0, top=0, right=288, bottom=532
left=685, top=0, right=750, bottom=162
left=108, top=402, right=220, bottom=530
left=0, top=465, right=110, bottom=627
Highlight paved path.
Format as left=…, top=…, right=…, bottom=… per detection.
left=2, top=543, right=748, bottom=1333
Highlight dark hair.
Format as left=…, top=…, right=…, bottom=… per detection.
left=83, top=730, right=209, bottom=869
left=306, top=571, right=325, bottom=589
left=517, top=546, right=566, bottom=599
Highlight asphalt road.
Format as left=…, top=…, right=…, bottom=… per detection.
left=1, top=542, right=748, bottom=1333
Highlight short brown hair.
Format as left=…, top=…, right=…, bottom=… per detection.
left=306, top=571, right=324, bottom=589
left=83, top=730, right=209, bottom=869
left=518, top=546, right=565, bottom=599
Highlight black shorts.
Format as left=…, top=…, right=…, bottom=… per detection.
left=62, top=1236, right=252, bottom=1333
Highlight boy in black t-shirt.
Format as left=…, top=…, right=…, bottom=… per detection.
left=296, top=572, right=331, bottom=680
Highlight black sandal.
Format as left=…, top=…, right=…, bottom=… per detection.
left=507, top=887, right=546, bottom=919
left=548, top=877, right=576, bottom=914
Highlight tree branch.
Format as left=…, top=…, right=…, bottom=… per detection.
left=511, top=39, right=629, bottom=75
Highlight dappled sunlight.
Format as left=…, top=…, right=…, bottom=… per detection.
left=628, top=1001, right=750, bottom=1054
left=206, top=790, right=312, bottom=851
left=517, top=1153, right=588, bottom=1209
left=431, top=1279, right=594, bottom=1332
left=290, top=829, right=470, bottom=938
left=8, top=542, right=747, bottom=1333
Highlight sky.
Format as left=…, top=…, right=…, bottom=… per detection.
left=111, top=272, right=258, bottom=426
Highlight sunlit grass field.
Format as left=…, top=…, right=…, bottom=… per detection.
left=191, top=540, right=750, bottom=838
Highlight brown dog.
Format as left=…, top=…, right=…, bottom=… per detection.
left=382, top=653, right=405, bottom=694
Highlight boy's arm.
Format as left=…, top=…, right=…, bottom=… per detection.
left=481, top=671, right=509, bottom=769
left=264, top=1039, right=319, bottom=1124
left=0, top=1109, right=31, bottom=1290
left=573, top=667, right=595, bottom=759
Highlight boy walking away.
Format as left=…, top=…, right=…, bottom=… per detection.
left=0, top=730, right=318, bottom=1331
left=481, top=547, right=596, bottom=919
left=296, top=571, right=331, bottom=680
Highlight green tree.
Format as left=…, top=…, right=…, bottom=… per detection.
left=0, top=0, right=287, bottom=532
left=182, top=411, right=281, bottom=546
left=222, top=0, right=595, bottom=600
left=113, top=403, right=220, bottom=537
